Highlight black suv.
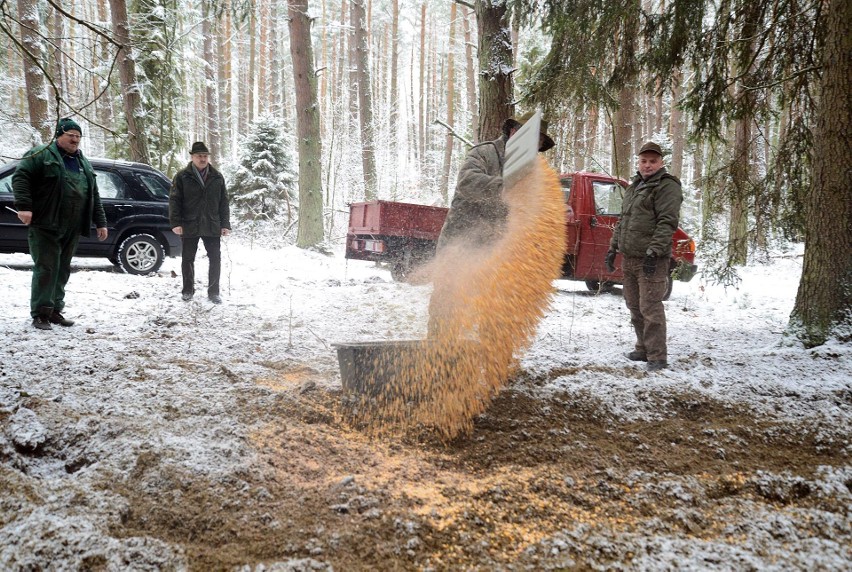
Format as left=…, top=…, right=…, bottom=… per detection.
left=0, top=158, right=180, bottom=275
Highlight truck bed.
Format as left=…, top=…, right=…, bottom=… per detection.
left=348, top=200, right=447, bottom=241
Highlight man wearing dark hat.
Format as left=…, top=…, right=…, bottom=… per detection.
left=606, top=142, right=683, bottom=371
left=436, top=111, right=555, bottom=251
left=169, top=141, right=231, bottom=303
left=12, top=117, right=108, bottom=330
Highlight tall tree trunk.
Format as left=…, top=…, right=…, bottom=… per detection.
left=475, top=0, right=513, bottom=140
left=288, top=0, right=324, bottom=247
left=217, top=4, right=232, bottom=159
left=17, top=0, right=50, bottom=142
left=248, top=1, right=257, bottom=123
left=790, top=0, right=852, bottom=347
left=573, top=103, right=586, bottom=171
left=352, top=0, right=378, bottom=199
left=669, top=69, right=684, bottom=177
left=110, top=0, right=151, bottom=163
left=269, top=0, right=281, bottom=116
left=389, top=0, right=399, bottom=154
left=418, top=3, right=426, bottom=164
left=258, top=0, right=269, bottom=114
left=612, top=86, right=634, bottom=180
left=201, top=1, right=220, bottom=162
left=462, top=8, right=478, bottom=143
left=439, top=3, right=458, bottom=202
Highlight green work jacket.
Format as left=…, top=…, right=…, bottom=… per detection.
left=11, top=142, right=106, bottom=236
left=610, top=167, right=683, bottom=258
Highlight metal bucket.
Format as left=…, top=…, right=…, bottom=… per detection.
left=333, top=339, right=480, bottom=400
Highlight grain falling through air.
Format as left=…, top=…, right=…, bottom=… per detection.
left=354, top=157, right=565, bottom=440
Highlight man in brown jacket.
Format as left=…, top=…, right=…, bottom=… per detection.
left=169, top=142, right=231, bottom=304
left=606, top=142, right=683, bottom=371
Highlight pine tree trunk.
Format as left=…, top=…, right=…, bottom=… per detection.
left=352, top=0, right=378, bottom=199
left=475, top=0, right=513, bottom=140
left=439, top=3, right=457, bottom=202
left=288, top=0, right=325, bottom=247
left=218, top=5, right=232, bottom=159
left=669, top=69, right=684, bottom=177
left=389, top=0, right=399, bottom=155
left=462, top=8, right=478, bottom=143
left=418, top=3, right=426, bottom=164
left=17, top=0, right=50, bottom=142
left=790, top=0, right=852, bottom=347
left=201, top=1, right=220, bottom=162
left=612, top=86, right=634, bottom=180
left=248, top=2, right=257, bottom=123
left=108, top=0, right=149, bottom=163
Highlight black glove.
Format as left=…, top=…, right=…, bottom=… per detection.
left=605, top=250, right=617, bottom=273
left=643, top=254, right=657, bottom=277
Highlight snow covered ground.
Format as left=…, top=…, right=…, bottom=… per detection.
left=1, top=236, right=849, bottom=570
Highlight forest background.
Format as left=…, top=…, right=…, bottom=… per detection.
left=0, top=0, right=848, bottom=347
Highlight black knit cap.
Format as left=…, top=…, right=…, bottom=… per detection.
left=189, top=141, right=210, bottom=155
left=55, top=117, right=82, bottom=138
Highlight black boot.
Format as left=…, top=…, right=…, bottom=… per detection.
left=49, top=310, right=75, bottom=327
left=33, top=306, right=53, bottom=330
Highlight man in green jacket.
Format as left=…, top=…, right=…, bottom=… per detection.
left=169, top=141, right=231, bottom=304
left=606, top=142, right=683, bottom=371
left=12, top=118, right=108, bottom=330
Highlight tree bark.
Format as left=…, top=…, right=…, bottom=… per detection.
left=439, top=3, right=458, bottom=202
left=462, top=8, right=478, bottom=143
left=475, top=0, right=514, bottom=140
left=110, top=0, right=151, bottom=163
left=790, top=0, right=852, bottom=347
left=352, top=0, right=378, bottom=199
left=201, top=0, right=220, bottom=162
left=288, top=0, right=325, bottom=247
left=612, top=85, right=634, bottom=180
left=17, top=0, right=50, bottom=143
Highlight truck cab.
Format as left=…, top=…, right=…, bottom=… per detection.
left=560, top=172, right=697, bottom=299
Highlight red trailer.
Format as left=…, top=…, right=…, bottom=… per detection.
left=345, top=172, right=698, bottom=298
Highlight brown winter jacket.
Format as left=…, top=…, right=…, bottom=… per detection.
left=610, top=167, right=683, bottom=258
left=436, top=136, right=508, bottom=250
left=169, top=163, right=231, bottom=238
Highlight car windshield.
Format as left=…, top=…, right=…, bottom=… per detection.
left=138, top=173, right=171, bottom=199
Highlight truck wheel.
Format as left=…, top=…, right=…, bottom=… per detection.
left=390, top=260, right=410, bottom=282
left=585, top=280, right=614, bottom=294
left=117, top=233, right=165, bottom=275
left=663, top=275, right=674, bottom=301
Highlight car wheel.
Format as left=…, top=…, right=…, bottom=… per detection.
left=585, top=280, right=614, bottom=294
left=117, top=233, right=165, bottom=275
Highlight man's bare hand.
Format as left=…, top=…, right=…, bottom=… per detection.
left=17, top=211, right=32, bottom=225
left=221, top=228, right=231, bottom=237
left=97, top=227, right=108, bottom=241
left=172, top=226, right=183, bottom=236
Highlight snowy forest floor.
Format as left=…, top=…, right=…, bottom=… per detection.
left=1, top=236, right=850, bottom=570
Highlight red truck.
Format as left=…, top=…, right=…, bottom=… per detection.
left=345, top=171, right=698, bottom=299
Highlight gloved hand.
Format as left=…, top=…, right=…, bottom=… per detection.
left=604, top=250, right=617, bottom=273
left=643, top=254, right=657, bottom=277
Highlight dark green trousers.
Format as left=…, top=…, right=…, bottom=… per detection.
left=28, top=188, right=83, bottom=317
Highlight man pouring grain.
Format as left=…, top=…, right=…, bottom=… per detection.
left=428, top=112, right=555, bottom=336
left=435, top=111, right=555, bottom=252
